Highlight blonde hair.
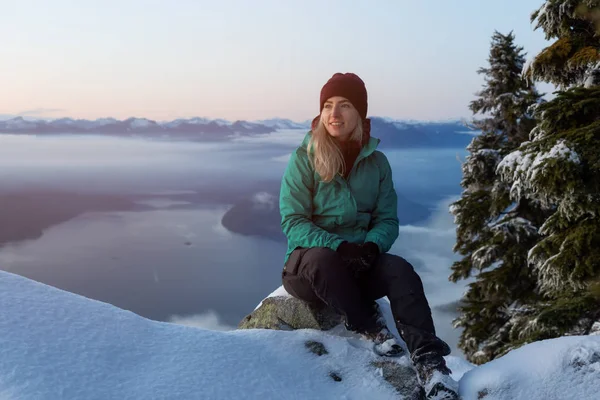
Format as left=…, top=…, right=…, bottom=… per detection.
left=307, top=116, right=363, bottom=182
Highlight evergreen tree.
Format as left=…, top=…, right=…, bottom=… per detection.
left=525, top=0, right=600, bottom=88
left=495, top=0, right=600, bottom=348
left=450, top=31, right=544, bottom=364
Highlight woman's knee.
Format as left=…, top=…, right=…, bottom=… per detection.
left=302, top=247, right=346, bottom=275
left=287, top=247, right=346, bottom=278
left=304, top=247, right=340, bottom=263
left=379, top=254, right=415, bottom=273
left=369, top=254, right=426, bottom=299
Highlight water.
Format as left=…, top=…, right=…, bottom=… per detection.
left=0, top=132, right=470, bottom=352
left=1, top=206, right=285, bottom=326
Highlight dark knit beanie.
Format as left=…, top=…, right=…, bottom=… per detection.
left=319, top=73, right=368, bottom=120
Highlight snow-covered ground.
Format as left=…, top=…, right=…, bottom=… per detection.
left=2, top=270, right=599, bottom=399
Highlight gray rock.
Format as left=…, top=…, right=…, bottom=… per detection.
left=238, top=296, right=343, bottom=331
left=329, top=371, right=342, bottom=382
left=371, top=360, right=422, bottom=398
left=305, top=340, right=328, bottom=356
left=239, top=292, right=422, bottom=397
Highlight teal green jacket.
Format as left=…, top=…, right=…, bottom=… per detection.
left=279, top=132, right=399, bottom=263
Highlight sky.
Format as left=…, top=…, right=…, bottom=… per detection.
left=2, top=268, right=600, bottom=399
left=1, top=0, right=553, bottom=122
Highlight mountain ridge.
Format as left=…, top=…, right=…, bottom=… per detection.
left=0, top=116, right=478, bottom=148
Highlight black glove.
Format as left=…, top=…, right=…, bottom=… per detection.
left=337, top=241, right=373, bottom=275
left=360, top=242, right=380, bottom=268
left=336, top=241, right=363, bottom=261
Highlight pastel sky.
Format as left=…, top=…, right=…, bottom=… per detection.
left=2, top=0, right=553, bottom=122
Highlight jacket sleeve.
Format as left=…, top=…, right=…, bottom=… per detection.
left=365, top=152, right=399, bottom=253
left=280, top=149, right=346, bottom=251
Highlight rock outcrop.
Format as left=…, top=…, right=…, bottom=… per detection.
left=238, top=294, right=343, bottom=331
left=238, top=286, right=423, bottom=398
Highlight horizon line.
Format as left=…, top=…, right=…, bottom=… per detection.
left=0, top=114, right=469, bottom=124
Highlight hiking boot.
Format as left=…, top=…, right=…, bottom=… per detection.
left=361, top=326, right=404, bottom=357
left=414, top=354, right=459, bottom=400
left=344, top=301, right=404, bottom=357
left=344, top=315, right=403, bottom=357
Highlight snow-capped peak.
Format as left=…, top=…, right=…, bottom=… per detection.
left=128, top=118, right=155, bottom=128
left=91, top=118, right=118, bottom=127
left=5, top=117, right=38, bottom=128
left=255, top=118, right=310, bottom=130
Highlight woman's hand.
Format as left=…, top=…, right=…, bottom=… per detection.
left=337, top=241, right=379, bottom=275
left=360, top=242, right=380, bottom=268
left=336, top=241, right=363, bottom=262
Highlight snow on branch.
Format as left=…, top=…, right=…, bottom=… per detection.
left=496, top=140, right=581, bottom=206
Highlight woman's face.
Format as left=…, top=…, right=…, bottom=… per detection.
left=320, top=96, right=359, bottom=141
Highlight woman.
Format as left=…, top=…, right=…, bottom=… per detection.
left=279, top=73, right=459, bottom=399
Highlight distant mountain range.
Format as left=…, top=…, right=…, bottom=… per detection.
left=0, top=116, right=478, bottom=148
left=0, top=116, right=309, bottom=134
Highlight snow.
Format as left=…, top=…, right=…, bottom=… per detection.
left=474, top=149, right=500, bottom=158
left=471, top=245, right=499, bottom=270
left=4, top=117, right=38, bottom=129
left=583, top=62, right=600, bottom=88
left=239, top=121, right=255, bottom=130
left=492, top=216, right=538, bottom=243
left=52, top=118, right=76, bottom=125
left=1, top=116, right=471, bottom=136
left=161, top=117, right=213, bottom=128
left=91, top=118, right=118, bottom=127
left=213, top=119, right=232, bottom=126
left=188, top=117, right=212, bottom=125
left=371, top=117, right=464, bottom=133
left=532, top=1, right=550, bottom=31
left=522, top=53, right=536, bottom=79
left=543, top=140, right=580, bottom=163
left=168, top=311, right=236, bottom=331
left=459, top=336, right=600, bottom=400
left=129, top=118, right=153, bottom=128
left=1, top=270, right=599, bottom=399
left=497, top=140, right=580, bottom=203
left=256, top=119, right=309, bottom=130
left=1, top=270, right=466, bottom=400
left=0, top=271, right=403, bottom=399
left=584, top=74, right=596, bottom=88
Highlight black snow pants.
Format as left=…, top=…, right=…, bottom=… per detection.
left=281, top=247, right=450, bottom=360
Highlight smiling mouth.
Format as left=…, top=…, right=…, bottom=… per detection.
left=329, top=122, right=343, bottom=127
